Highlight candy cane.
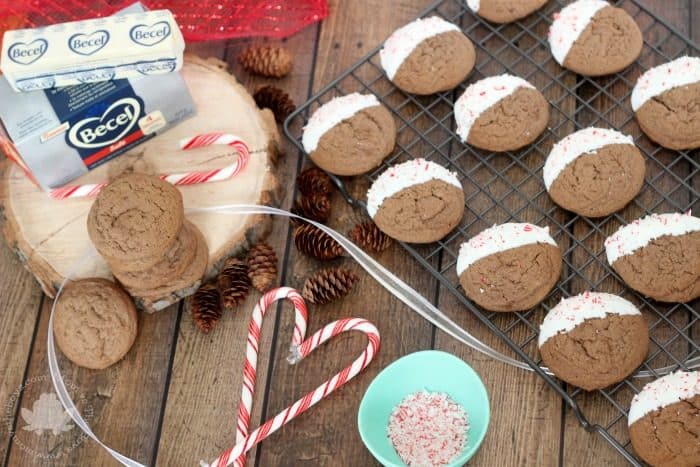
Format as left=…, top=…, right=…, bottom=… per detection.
left=48, top=133, right=250, bottom=200
left=204, top=288, right=380, bottom=467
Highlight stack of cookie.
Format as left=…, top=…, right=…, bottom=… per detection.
left=87, top=173, right=209, bottom=308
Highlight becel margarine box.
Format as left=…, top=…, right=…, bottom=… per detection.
left=0, top=9, right=184, bottom=92
left=0, top=71, right=195, bottom=190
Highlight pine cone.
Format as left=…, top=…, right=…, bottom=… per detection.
left=291, top=193, right=331, bottom=223
left=349, top=221, right=392, bottom=253
left=297, top=167, right=334, bottom=196
left=302, top=268, right=359, bottom=305
left=238, top=45, right=293, bottom=78
left=254, top=85, right=296, bottom=123
left=191, top=283, right=222, bottom=333
left=247, top=242, right=278, bottom=292
left=217, top=258, right=251, bottom=309
left=294, top=224, right=344, bottom=260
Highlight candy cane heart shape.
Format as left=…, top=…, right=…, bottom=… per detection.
left=205, top=288, right=381, bottom=467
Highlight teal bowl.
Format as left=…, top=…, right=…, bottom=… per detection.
left=358, top=350, right=490, bottom=466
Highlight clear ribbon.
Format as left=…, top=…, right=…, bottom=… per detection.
left=47, top=204, right=699, bottom=466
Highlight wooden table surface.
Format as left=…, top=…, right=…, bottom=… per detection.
left=0, top=1, right=697, bottom=466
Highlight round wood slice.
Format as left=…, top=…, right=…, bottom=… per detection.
left=0, top=56, right=280, bottom=311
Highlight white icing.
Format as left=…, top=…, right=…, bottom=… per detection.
left=604, top=212, right=700, bottom=265
left=543, top=127, right=635, bottom=190
left=538, top=292, right=640, bottom=347
left=379, top=16, right=461, bottom=80
left=466, top=0, right=480, bottom=12
left=456, top=222, right=557, bottom=275
left=366, top=158, right=462, bottom=218
left=302, top=93, right=380, bottom=153
left=548, top=0, right=609, bottom=65
left=631, top=56, right=700, bottom=111
left=454, top=74, right=535, bottom=142
left=628, top=371, right=700, bottom=425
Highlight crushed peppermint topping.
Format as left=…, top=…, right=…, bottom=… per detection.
left=302, top=93, right=380, bottom=153
left=604, top=212, right=700, bottom=265
left=538, top=291, right=640, bottom=347
left=388, top=391, right=469, bottom=467
left=456, top=222, right=557, bottom=275
left=631, top=56, right=700, bottom=111
left=628, top=371, right=700, bottom=425
left=543, top=127, right=634, bottom=190
left=548, top=0, right=609, bottom=65
left=366, top=158, right=462, bottom=218
left=380, top=17, right=461, bottom=80
left=454, top=74, right=534, bottom=142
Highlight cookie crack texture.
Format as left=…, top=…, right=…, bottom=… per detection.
left=635, top=81, right=700, bottom=150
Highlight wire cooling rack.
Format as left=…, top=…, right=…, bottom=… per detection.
left=283, top=0, right=699, bottom=464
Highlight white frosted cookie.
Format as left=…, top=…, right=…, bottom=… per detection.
left=543, top=128, right=644, bottom=217
left=456, top=223, right=561, bottom=312
left=466, top=0, right=548, bottom=24
left=605, top=212, right=700, bottom=303
left=538, top=291, right=648, bottom=391
left=454, top=74, right=548, bottom=152
left=631, top=56, right=700, bottom=111
left=629, top=371, right=700, bottom=425
left=366, top=158, right=464, bottom=243
left=380, top=17, right=475, bottom=95
left=302, top=93, right=396, bottom=176
left=549, top=0, right=642, bottom=76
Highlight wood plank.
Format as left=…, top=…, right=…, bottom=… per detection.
left=433, top=3, right=573, bottom=465
left=563, top=1, right=692, bottom=465
left=255, top=1, right=438, bottom=465
left=0, top=215, right=43, bottom=463
left=154, top=28, right=319, bottom=466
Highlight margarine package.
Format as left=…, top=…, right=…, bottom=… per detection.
left=0, top=9, right=185, bottom=92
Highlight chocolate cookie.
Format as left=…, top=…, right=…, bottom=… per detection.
left=87, top=173, right=184, bottom=266
left=457, top=222, right=561, bottom=312
left=123, top=221, right=209, bottom=299
left=544, top=128, right=645, bottom=217
left=380, top=16, right=475, bottom=95
left=110, top=221, right=199, bottom=290
left=54, top=278, right=138, bottom=370
left=549, top=0, right=642, bottom=76
left=628, top=371, right=700, bottom=467
left=466, top=0, right=548, bottom=24
left=366, top=158, right=464, bottom=243
left=302, top=93, right=396, bottom=176
left=605, top=212, right=700, bottom=303
left=539, top=292, right=648, bottom=391
left=631, top=56, right=700, bottom=150
left=455, top=74, right=549, bottom=152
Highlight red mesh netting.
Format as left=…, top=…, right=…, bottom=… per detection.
left=0, top=0, right=328, bottom=42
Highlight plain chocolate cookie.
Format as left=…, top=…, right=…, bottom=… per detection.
left=467, top=0, right=548, bottom=24
left=628, top=371, right=700, bottom=467
left=544, top=128, right=645, bottom=217
left=367, top=158, right=464, bottom=243
left=54, top=278, right=138, bottom=370
left=538, top=292, right=648, bottom=391
left=87, top=173, right=184, bottom=265
left=549, top=1, right=642, bottom=76
left=457, top=223, right=562, bottom=312
left=302, top=93, right=396, bottom=176
left=455, top=74, right=549, bottom=152
left=605, top=213, right=700, bottom=303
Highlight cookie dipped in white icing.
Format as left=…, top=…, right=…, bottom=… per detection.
left=466, top=0, right=548, bottom=24
left=454, top=74, right=536, bottom=143
left=548, top=0, right=609, bottom=65
left=628, top=371, right=700, bottom=425
left=366, top=158, right=464, bottom=243
left=538, top=292, right=641, bottom=347
left=456, top=222, right=557, bottom=276
left=631, top=56, right=700, bottom=112
left=604, top=212, right=700, bottom=265
left=543, top=128, right=635, bottom=190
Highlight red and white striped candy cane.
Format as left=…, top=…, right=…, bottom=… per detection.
left=48, top=133, right=250, bottom=200
left=205, top=288, right=380, bottom=467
